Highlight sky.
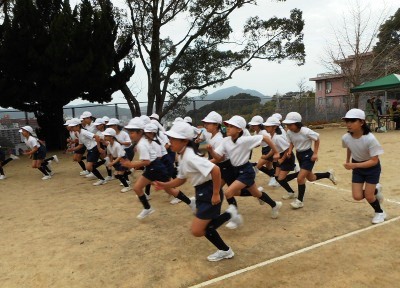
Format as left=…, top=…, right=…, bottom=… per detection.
left=65, top=0, right=400, bottom=106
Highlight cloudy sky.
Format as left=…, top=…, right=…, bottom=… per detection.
left=68, top=0, right=398, bottom=105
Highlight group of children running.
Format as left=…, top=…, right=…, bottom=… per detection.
left=1, top=108, right=386, bottom=262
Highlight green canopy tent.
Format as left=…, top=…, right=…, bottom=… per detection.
left=350, top=74, right=400, bottom=93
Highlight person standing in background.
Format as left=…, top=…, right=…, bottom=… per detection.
left=375, top=96, right=383, bottom=115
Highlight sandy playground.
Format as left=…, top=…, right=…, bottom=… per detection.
left=0, top=126, right=400, bottom=288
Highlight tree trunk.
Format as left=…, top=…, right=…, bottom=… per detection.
left=34, top=106, right=66, bottom=151
left=120, top=84, right=141, bottom=117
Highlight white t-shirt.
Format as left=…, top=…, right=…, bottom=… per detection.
left=286, top=127, right=319, bottom=152
left=107, top=141, right=126, bottom=158
left=24, top=136, right=40, bottom=150
left=78, top=129, right=97, bottom=150
left=69, top=131, right=78, bottom=141
left=84, top=122, right=97, bottom=134
left=115, top=131, right=131, bottom=148
left=280, top=125, right=288, bottom=139
left=136, top=137, right=158, bottom=162
left=215, top=135, right=263, bottom=166
left=158, top=132, right=169, bottom=157
left=342, top=133, right=384, bottom=162
left=177, top=147, right=214, bottom=186
left=256, top=130, right=271, bottom=147
left=272, top=133, right=290, bottom=153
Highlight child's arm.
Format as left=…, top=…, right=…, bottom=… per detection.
left=154, top=177, right=186, bottom=190
left=262, top=136, right=279, bottom=161
left=24, top=146, right=39, bottom=155
left=311, top=139, right=320, bottom=162
left=344, top=155, right=379, bottom=170
left=120, top=159, right=150, bottom=169
left=210, top=165, right=222, bottom=205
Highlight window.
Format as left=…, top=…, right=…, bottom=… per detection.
left=317, top=82, right=323, bottom=91
left=318, top=97, right=323, bottom=105
left=326, top=81, right=332, bottom=94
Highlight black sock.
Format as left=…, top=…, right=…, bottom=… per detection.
left=208, top=213, right=231, bottom=230
left=82, top=156, right=87, bottom=161
left=277, top=179, right=295, bottom=193
left=138, top=194, right=151, bottom=209
left=251, top=162, right=257, bottom=166
left=78, top=160, right=86, bottom=171
left=116, top=175, right=129, bottom=187
left=176, top=191, right=191, bottom=205
left=259, top=192, right=276, bottom=207
left=106, top=167, right=112, bottom=177
left=42, top=163, right=51, bottom=173
left=38, top=167, right=48, bottom=176
left=369, top=199, right=383, bottom=213
left=2, top=158, right=12, bottom=166
left=91, top=168, right=104, bottom=180
left=227, top=197, right=237, bottom=207
left=94, top=160, right=106, bottom=169
left=286, top=172, right=299, bottom=182
left=315, top=172, right=329, bottom=180
left=45, top=156, right=54, bottom=162
left=240, top=189, right=252, bottom=196
left=298, top=184, right=306, bottom=202
left=0, top=167, right=4, bottom=175
left=259, top=167, right=275, bottom=177
left=205, top=222, right=229, bottom=251
left=145, top=184, right=151, bottom=196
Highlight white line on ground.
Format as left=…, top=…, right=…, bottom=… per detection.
left=189, top=216, right=400, bottom=288
left=310, top=182, right=400, bottom=206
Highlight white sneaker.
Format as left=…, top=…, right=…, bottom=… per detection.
left=104, top=157, right=110, bottom=166
left=372, top=211, right=387, bottom=224
left=120, top=180, right=131, bottom=186
left=271, top=201, right=282, bottom=219
left=120, top=186, right=132, bottom=193
left=294, top=164, right=300, bottom=172
left=207, top=248, right=234, bottom=262
left=137, top=207, right=155, bottom=219
left=10, top=154, right=19, bottom=160
left=257, top=187, right=265, bottom=205
left=42, top=175, right=52, bottom=180
left=268, top=178, right=280, bottom=187
left=49, top=171, right=55, bottom=176
left=86, top=172, right=95, bottom=178
left=328, top=169, right=337, bottom=185
left=80, top=170, right=90, bottom=176
left=189, top=197, right=196, bottom=214
left=225, top=204, right=239, bottom=219
left=52, top=155, right=59, bottom=163
left=104, top=175, right=115, bottom=181
left=93, top=179, right=107, bottom=186
left=376, top=183, right=384, bottom=204
left=0, top=175, right=6, bottom=180
left=225, top=205, right=243, bottom=229
left=290, top=199, right=304, bottom=209
left=225, top=220, right=238, bottom=229
left=282, top=193, right=296, bottom=200
left=170, top=197, right=182, bottom=204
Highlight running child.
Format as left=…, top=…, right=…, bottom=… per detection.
left=282, top=112, right=337, bottom=209
left=342, top=109, right=385, bottom=224
left=94, top=118, right=114, bottom=181
left=0, top=147, right=19, bottom=180
left=155, top=121, right=239, bottom=262
left=65, top=118, right=89, bottom=176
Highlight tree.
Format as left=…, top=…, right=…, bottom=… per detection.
left=0, top=0, right=135, bottom=149
left=322, top=0, right=390, bottom=108
left=127, top=0, right=305, bottom=118
left=373, top=8, right=400, bottom=75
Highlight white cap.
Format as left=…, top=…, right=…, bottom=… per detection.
left=102, top=116, right=110, bottom=122
left=282, top=112, right=302, bottom=124
left=271, top=113, right=282, bottom=121
left=150, top=113, right=159, bottom=120
left=144, top=123, right=158, bottom=133
left=184, top=116, right=193, bottom=123
left=68, top=118, right=82, bottom=127
left=202, top=111, right=222, bottom=124
left=173, top=117, right=184, bottom=124
left=106, top=118, right=120, bottom=126
left=102, top=127, right=117, bottom=137
left=165, top=121, right=195, bottom=140
left=342, top=108, right=365, bottom=120
left=125, top=117, right=145, bottom=130
left=94, top=118, right=105, bottom=126
left=63, top=119, right=71, bottom=126
left=264, top=116, right=281, bottom=127
left=81, top=111, right=92, bottom=118
left=223, top=115, right=246, bottom=130
left=248, top=115, right=264, bottom=126
left=140, top=115, right=151, bottom=125
left=19, top=125, right=34, bottom=134
left=151, top=119, right=165, bottom=132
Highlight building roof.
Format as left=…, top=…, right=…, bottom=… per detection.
left=309, top=73, right=344, bottom=81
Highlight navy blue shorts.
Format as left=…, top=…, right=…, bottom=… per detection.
left=124, top=146, right=134, bottom=161
left=161, top=154, right=175, bottom=178
left=113, top=157, right=128, bottom=172
left=278, top=152, right=296, bottom=172
left=86, top=147, right=100, bottom=163
left=74, top=146, right=87, bottom=155
left=195, top=180, right=224, bottom=220
left=233, top=162, right=256, bottom=187
left=142, top=159, right=170, bottom=182
left=296, top=149, right=315, bottom=171
left=218, top=160, right=235, bottom=185
left=0, top=150, right=5, bottom=162
left=352, top=160, right=381, bottom=184
left=262, top=146, right=273, bottom=162
left=33, top=145, right=46, bottom=160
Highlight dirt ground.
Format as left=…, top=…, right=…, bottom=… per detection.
left=0, top=127, right=399, bottom=288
